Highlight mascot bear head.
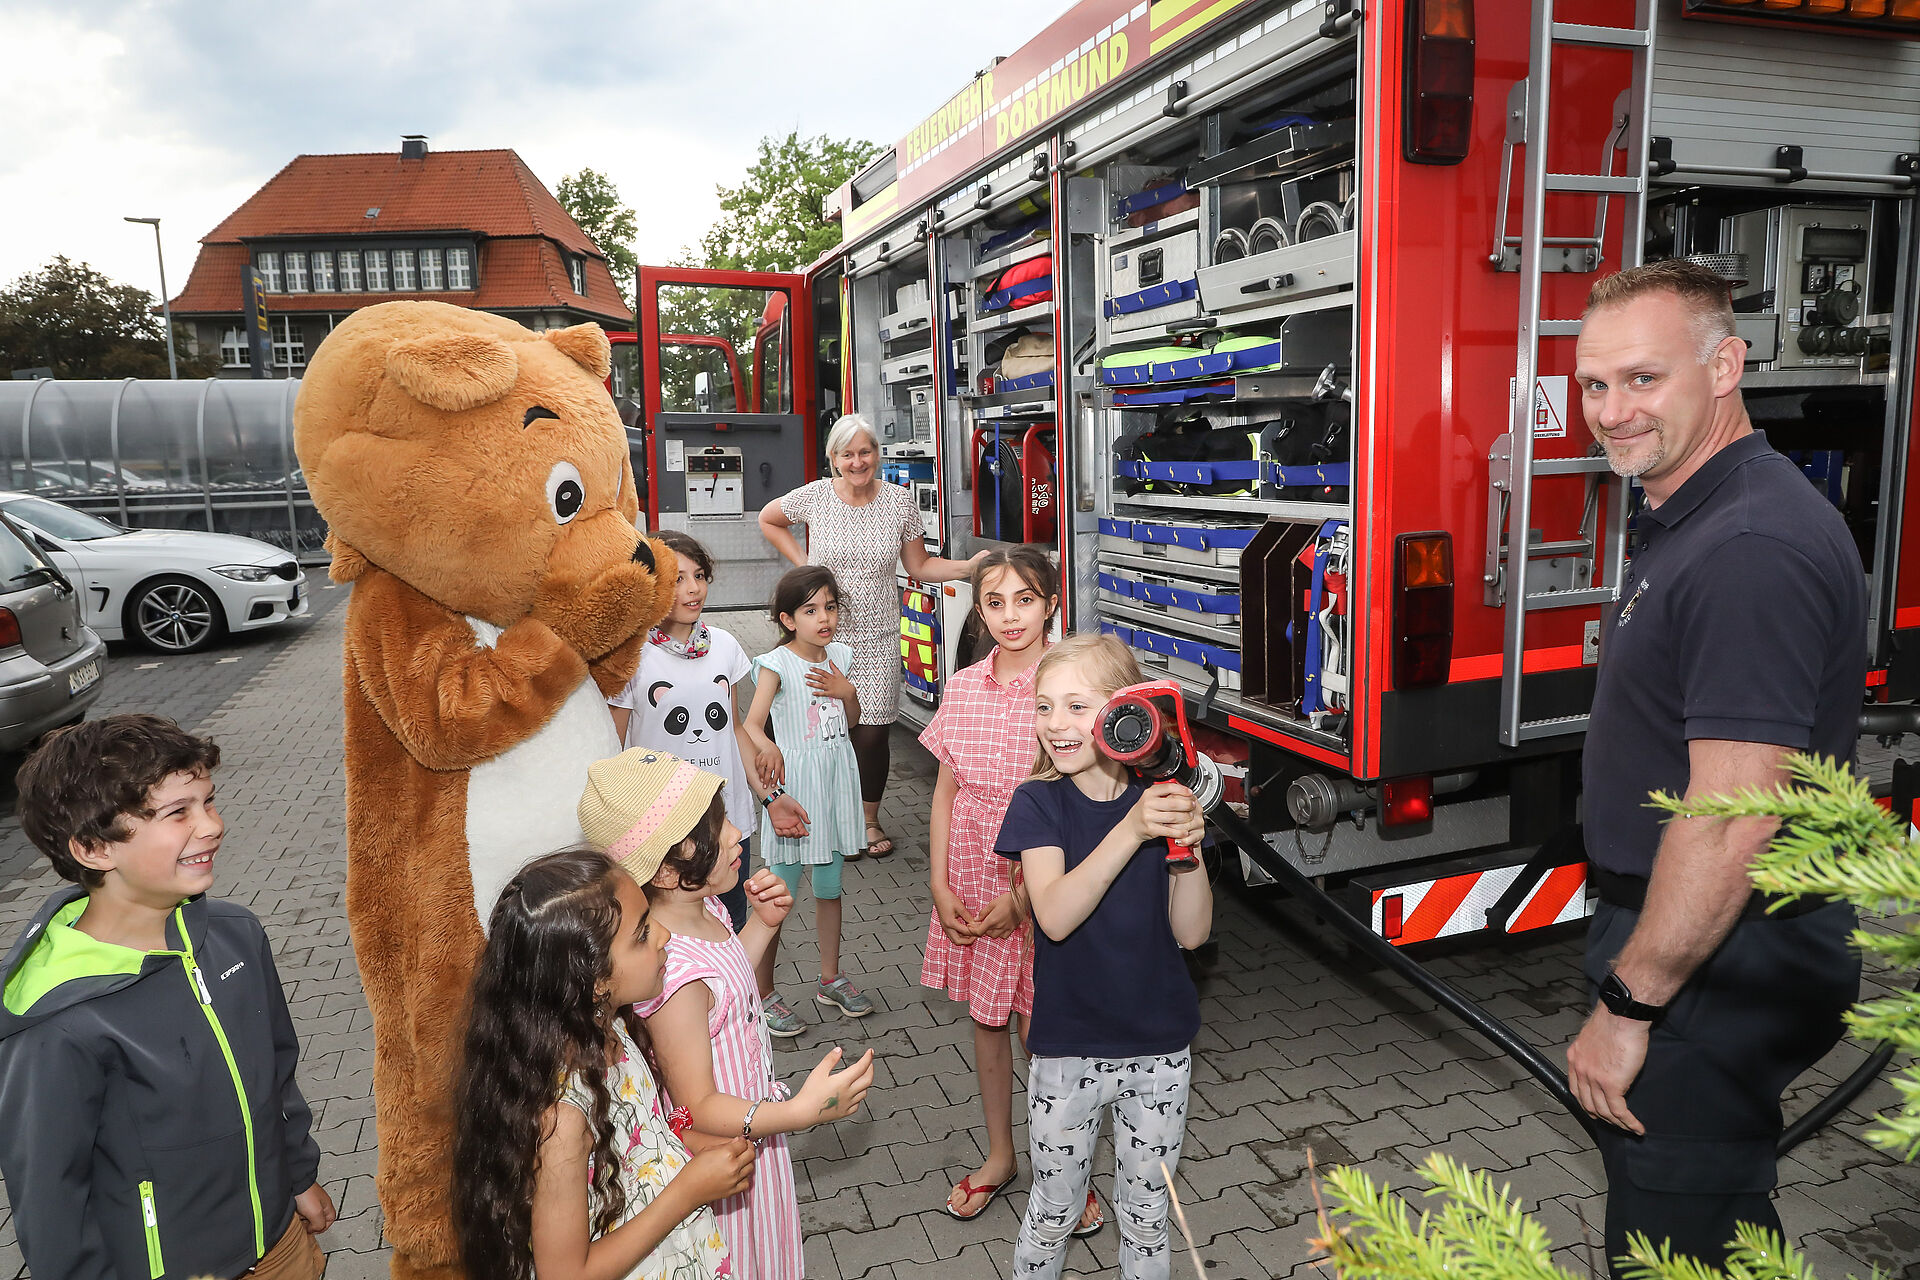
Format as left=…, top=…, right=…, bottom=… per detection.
left=294, top=300, right=673, bottom=655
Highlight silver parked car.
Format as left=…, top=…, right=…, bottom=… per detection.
left=0, top=512, right=106, bottom=752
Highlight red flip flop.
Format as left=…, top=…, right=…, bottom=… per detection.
left=944, top=1172, right=1016, bottom=1221
left=1071, top=1190, right=1105, bottom=1238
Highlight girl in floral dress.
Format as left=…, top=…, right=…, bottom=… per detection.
left=920, top=548, right=1098, bottom=1236
left=452, top=842, right=754, bottom=1280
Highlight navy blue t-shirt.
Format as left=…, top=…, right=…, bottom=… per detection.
left=1583, top=432, right=1867, bottom=876
left=996, top=776, right=1200, bottom=1058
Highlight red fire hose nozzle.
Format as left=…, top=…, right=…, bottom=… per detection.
left=1096, top=681, right=1224, bottom=864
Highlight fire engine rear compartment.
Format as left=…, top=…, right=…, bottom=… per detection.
left=818, top=0, right=1920, bottom=937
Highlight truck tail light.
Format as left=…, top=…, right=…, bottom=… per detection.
left=1393, top=532, right=1454, bottom=688
left=0, top=608, right=21, bottom=650
left=1381, top=775, right=1435, bottom=828
left=1404, top=0, right=1476, bottom=164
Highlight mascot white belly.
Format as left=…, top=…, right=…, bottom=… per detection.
left=463, top=616, right=622, bottom=926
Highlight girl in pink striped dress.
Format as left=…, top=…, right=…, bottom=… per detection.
left=637, top=789, right=877, bottom=1279
left=921, top=547, right=1094, bottom=1235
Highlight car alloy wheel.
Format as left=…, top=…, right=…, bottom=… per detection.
left=131, top=577, right=223, bottom=653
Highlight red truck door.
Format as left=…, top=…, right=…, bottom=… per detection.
left=634, top=266, right=815, bottom=611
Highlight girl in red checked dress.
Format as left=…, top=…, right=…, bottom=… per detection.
left=919, top=547, right=1099, bottom=1236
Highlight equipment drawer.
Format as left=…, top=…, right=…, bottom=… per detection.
left=1196, top=229, right=1356, bottom=321
left=1108, top=230, right=1204, bottom=335
left=880, top=350, right=937, bottom=385
left=1097, top=564, right=1242, bottom=626
left=1097, top=516, right=1261, bottom=567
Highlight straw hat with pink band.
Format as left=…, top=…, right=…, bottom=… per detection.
left=579, top=748, right=725, bottom=883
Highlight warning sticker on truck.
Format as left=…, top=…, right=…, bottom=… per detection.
left=1508, top=374, right=1569, bottom=439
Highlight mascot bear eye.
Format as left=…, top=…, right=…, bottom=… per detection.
left=524, top=405, right=561, bottom=426
left=547, top=462, right=585, bottom=524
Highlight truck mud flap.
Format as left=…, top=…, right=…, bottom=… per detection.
left=1350, top=838, right=1590, bottom=946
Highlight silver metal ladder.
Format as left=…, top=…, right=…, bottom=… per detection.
left=1497, top=0, right=1657, bottom=747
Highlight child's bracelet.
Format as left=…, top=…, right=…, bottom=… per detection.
left=666, top=1106, right=693, bottom=1138
left=743, top=1099, right=764, bottom=1138
left=761, top=786, right=787, bottom=808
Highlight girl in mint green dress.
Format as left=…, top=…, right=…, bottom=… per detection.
left=744, top=566, right=872, bottom=1017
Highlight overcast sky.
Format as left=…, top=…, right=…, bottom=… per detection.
left=1, top=1, right=1039, bottom=300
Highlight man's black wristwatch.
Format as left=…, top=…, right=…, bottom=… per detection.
left=1598, top=971, right=1665, bottom=1022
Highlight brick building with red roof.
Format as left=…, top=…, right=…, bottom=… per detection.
left=169, top=136, right=631, bottom=377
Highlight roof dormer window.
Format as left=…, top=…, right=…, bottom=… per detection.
left=568, top=256, right=586, bottom=296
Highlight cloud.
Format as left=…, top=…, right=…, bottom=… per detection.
left=0, top=1, right=1037, bottom=296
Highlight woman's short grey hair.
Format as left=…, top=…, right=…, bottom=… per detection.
left=825, top=413, right=880, bottom=469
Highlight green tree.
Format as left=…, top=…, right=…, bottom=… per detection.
left=648, top=133, right=877, bottom=413
left=695, top=131, right=881, bottom=274
left=1314, top=752, right=1920, bottom=1280
left=0, top=257, right=215, bottom=379
left=556, top=168, right=639, bottom=309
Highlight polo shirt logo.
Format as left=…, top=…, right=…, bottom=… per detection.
left=1618, top=578, right=1650, bottom=627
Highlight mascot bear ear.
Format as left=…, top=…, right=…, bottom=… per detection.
left=543, top=323, right=611, bottom=382
left=386, top=331, right=520, bottom=412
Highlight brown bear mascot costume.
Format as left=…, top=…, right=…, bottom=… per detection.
left=293, top=301, right=675, bottom=1280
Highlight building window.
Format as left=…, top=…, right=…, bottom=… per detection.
left=447, top=247, right=472, bottom=289
left=393, top=249, right=417, bottom=291
left=220, top=326, right=250, bottom=368
left=420, top=248, right=445, bottom=291
left=365, top=249, right=389, bottom=290
left=568, top=256, right=586, bottom=295
left=256, top=252, right=281, bottom=292
left=273, top=317, right=306, bottom=368
left=313, top=251, right=336, bottom=292
left=339, top=250, right=363, bottom=291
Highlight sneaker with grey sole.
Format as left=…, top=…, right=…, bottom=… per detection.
left=762, top=995, right=804, bottom=1039
left=815, top=976, right=875, bottom=1017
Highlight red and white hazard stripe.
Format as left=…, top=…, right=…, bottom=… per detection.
left=1369, top=861, right=1591, bottom=946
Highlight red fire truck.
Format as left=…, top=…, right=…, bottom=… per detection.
left=622, top=0, right=1920, bottom=944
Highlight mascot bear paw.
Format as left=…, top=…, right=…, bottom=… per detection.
left=293, top=301, right=675, bottom=1280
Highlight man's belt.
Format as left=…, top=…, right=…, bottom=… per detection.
left=1589, top=865, right=1832, bottom=921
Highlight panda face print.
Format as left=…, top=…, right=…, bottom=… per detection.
left=647, top=675, right=731, bottom=752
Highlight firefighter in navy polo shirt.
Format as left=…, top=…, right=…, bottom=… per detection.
left=1569, top=259, right=1863, bottom=1275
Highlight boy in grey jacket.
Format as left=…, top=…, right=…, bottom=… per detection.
left=0, top=714, right=334, bottom=1280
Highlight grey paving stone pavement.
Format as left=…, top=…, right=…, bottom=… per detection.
left=0, top=596, right=1915, bottom=1278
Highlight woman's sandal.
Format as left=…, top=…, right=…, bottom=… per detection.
left=864, top=824, right=896, bottom=858
left=1071, top=1190, right=1105, bottom=1238
left=944, top=1171, right=1016, bottom=1221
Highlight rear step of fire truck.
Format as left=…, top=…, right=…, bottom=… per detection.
left=1493, top=0, right=1657, bottom=747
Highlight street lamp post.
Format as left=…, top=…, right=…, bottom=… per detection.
left=124, top=216, right=177, bottom=379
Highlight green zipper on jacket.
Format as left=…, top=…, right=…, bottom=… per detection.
left=138, top=1180, right=164, bottom=1278
left=174, top=905, right=265, bottom=1258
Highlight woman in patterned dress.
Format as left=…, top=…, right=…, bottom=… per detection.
left=758, top=413, right=986, bottom=858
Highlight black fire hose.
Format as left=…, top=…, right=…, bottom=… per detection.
left=1205, top=803, right=1600, bottom=1144
left=1213, top=805, right=1913, bottom=1158
left=1100, top=682, right=1899, bottom=1155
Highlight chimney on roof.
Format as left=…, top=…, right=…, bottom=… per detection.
left=400, top=135, right=428, bottom=161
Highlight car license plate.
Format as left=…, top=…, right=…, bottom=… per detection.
left=292, top=577, right=306, bottom=606
left=68, top=660, right=99, bottom=696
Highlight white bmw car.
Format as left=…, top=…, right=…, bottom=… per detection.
left=0, top=493, right=310, bottom=654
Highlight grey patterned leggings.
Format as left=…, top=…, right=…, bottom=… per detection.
left=1012, top=1051, right=1192, bottom=1280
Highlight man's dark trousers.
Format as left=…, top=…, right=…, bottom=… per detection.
left=1584, top=899, right=1859, bottom=1275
